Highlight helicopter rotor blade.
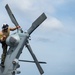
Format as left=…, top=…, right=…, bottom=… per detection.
left=27, top=13, right=47, bottom=35
left=25, top=41, right=44, bottom=74
left=5, top=4, right=23, bottom=32
left=19, top=60, right=47, bottom=64
left=5, top=4, right=19, bottom=26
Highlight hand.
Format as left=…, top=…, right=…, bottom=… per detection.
left=3, top=35, right=6, bottom=40
left=0, top=35, right=6, bottom=41
left=0, top=37, right=4, bottom=41
left=16, top=26, right=20, bottom=29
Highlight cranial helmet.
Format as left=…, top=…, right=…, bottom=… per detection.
left=2, top=23, right=9, bottom=30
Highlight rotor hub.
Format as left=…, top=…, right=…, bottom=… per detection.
left=6, top=33, right=20, bottom=46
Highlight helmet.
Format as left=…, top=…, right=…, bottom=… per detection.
left=2, top=23, right=9, bottom=30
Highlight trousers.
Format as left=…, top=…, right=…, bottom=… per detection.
left=1, top=41, right=7, bottom=65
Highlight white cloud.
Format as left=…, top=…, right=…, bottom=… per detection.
left=1, top=0, right=34, bottom=10
left=1, top=0, right=56, bottom=15
left=42, top=17, right=64, bottom=31
left=10, top=0, right=33, bottom=10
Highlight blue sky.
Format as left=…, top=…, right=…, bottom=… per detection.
left=0, top=0, right=75, bottom=75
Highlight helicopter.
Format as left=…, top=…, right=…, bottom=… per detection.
left=0, top=4, right=47, bottom=75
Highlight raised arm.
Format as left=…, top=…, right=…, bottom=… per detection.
left=9, top=26, right=20, bottom=31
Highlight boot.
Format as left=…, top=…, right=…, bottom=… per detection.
left=1, top=54, right=5, bottom=68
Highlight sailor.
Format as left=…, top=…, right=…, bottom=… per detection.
left=0, top=23, right=20, bottom=66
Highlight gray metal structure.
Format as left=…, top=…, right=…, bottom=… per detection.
left=0, top=4, right=47, bottom=75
